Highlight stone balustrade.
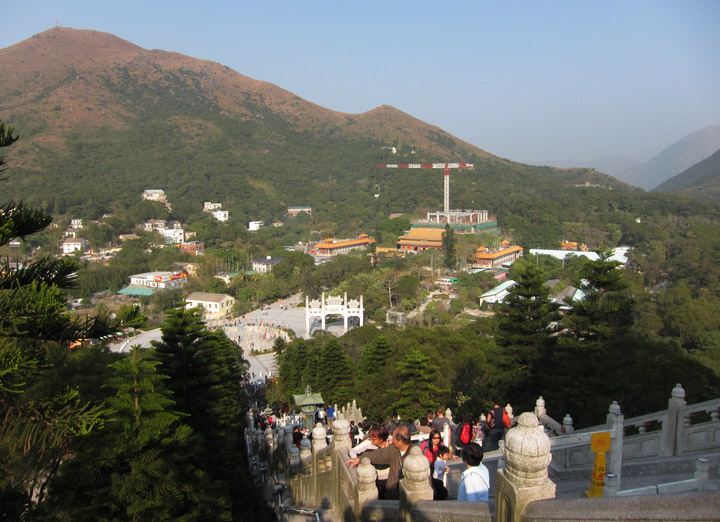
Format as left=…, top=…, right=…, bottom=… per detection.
left=245, top=386, right=720, bottom=521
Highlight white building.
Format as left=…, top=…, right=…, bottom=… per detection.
left=252, top=256, right=283, bottom=274
left=62, top=238, right=87, bottom=255
left=143, top=219, right=167, bottom=232
left=69, top=218, right=84, bottom=229
left=142, top=189, right=166, bottom=201
left=128, top=271, right=187, bottom=290
left=479, top=279, right=516, bottom=306
left=162, top=228, right=185, bottom=245
left=248, top=220, right=264, bottom=231
left=185, top=292, right=235, bottom=318
left=210, top=210, right=228, bottom=222
left=203, top=201, right=223, bottom=211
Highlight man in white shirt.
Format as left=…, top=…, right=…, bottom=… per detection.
left=457, top=442, right=489, bottom=502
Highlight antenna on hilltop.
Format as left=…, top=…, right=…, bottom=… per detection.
left=54, top=18, right=59, bottom=28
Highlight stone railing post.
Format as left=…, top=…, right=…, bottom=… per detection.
left=355, top=457, right=378, bottom=518
left=332, top=417, right=352, bottom=518
left=313, top=423, right=328, bottom=453
left=534, top=396, right=546, bottom=418
left=265, top=426, right=274, bottom=456
left=562, top=414, right=574, bottom=435
left=607, top=401, right=624, bottom=491
left=662, top=383, right=686, bottom=457
left=284, top=425, right=294, bottom=452
left=332, top=417, right=352, bottom=453
left=604, top=473, right=618, bottom=497
left=695, top=457, right=710, bottom=489
left=399, top=446, right=433, bottom=522
left=312, top=423, right=328, bottom=506
left=495, top=412, right=556, bottom=522
left=300, top=435, right=312, bottom=463
left=506, top=403, right=514, bottom=422
left=442, top=422, right=451, bottom=449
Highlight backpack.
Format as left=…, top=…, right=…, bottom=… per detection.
left=460, top=423, right=471, bottom=445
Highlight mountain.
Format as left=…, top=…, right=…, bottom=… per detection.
left=615, top=126, right=720, bottom=191
left=533, top=155, right=640, bottom=177
left=653, top=149, right=720, bottom=202
left=0, top=27, right=698, bottom=249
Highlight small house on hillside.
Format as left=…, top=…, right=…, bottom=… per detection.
left=185, top=292, right=235, bottom=319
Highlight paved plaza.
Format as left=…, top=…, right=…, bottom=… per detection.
left=108, top=293, right=348, bottom=384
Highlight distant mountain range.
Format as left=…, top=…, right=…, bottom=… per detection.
left=534, top=126, right=720, bottom=192
left=615, top=126, right=720, bottom=191
left=1, top=27, right=716, bottom=248
left=654, top=148, right=720, bottom=202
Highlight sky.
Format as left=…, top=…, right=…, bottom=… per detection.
left=3, top=1, right=720, bottom=165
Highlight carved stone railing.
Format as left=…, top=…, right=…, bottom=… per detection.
left=536, top=383, right=720, bottom=492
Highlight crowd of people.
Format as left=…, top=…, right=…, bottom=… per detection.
left=251, top=400, right=513, bottom=503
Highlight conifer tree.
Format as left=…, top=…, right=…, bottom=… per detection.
left=319, top=339, right=355, bottom=405
left=40, top=347, right=201, bottom=521
left=495, top=262, right=560, bottom=377
left=561, top=250, right=634, bottom=342
left=442, top=224, right=457, bottom=268
left=0, top=119, right=111, bottom=514
left=391, top=349, right=448, bottom=421
left=357, top=336, right=394, bottom=421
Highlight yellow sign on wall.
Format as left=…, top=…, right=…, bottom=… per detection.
left=590, top=432, right=611, bottom=452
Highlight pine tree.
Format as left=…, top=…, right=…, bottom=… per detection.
left=0, top=119, right=111, bottom=514
left=40, top=347, right=211, bottom=521
left=442, top=224, right=457, bottom=268
left=561, top=250, right=634, bottom=342
left=495, top=262, right=560, bottom=377
left=319, top=339, right=355, bottom=406
left=357, top=337, right=394, bottom=421
left=391, top=349, right=448, bottom=421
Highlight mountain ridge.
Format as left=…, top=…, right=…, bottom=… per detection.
left=614, top=125, right=720, bottom=190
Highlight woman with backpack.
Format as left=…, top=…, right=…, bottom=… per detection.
left=455, top=415, right=473, bottom=451
left=487, top=399, right=512, bottom=451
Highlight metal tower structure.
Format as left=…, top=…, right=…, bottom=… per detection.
left=375, top=162, right=474, bottom=214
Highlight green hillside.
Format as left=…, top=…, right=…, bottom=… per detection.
left=1, top=27, right=719, bottom=249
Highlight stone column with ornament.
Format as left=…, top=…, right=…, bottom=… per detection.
left=495, top=412, right=556, bottom=522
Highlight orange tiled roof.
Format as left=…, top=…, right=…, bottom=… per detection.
left=399, top=228, right=446, bottom=241
left=314, top=237, right=376, bottom=250
left=476, top=246, right=523, bottom=259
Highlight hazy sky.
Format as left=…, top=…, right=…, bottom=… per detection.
left=4, top=1, right=719, bottom=164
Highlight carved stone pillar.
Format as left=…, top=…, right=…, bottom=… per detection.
left=562, top=414, right=574, bottom=434
left=534, top=396, right=546, bottom=418
left=356, top=457, right=379, bottom=507
left=312, top=423, right=328, bottom=453
left=662, top=383, right=686, bottom=457
left=607, top=401, right=624, bottom=489
left=495, top=412, right=556, bottom=522
left=300, top=435, right=312, bottom=462
left=332, top=417, right=352, bottom=453
left=399, top=446, right=433, bottom=522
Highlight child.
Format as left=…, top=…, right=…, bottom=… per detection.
left=432, top=445, right=450, bottom=500
left=457, top=442, right=489, bottom=502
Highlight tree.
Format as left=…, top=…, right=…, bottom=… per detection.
left=495, top=262, right=560, bottom=377
left=318, top=339, right=355, bottom=406
left=0, top=119, right=111, bottom=515
left=442, top=224, right=457, bottom=268
left=357, top=337, right=395, bottom=421
left=561, top=250, right=634, bottom=342
left=41, top=347, right=200, bottom=521
left=391, top=349, right=448, bottom=421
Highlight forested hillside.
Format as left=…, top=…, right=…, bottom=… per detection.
left=1, top=26, right=692, bottom=248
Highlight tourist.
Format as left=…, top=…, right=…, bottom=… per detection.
left=432, top=445, right=451, bottom=500
left=457, top=442, right=489, bottom=502
left=420, top=429, right=443, bottom=466
left=456, top=415, right=473, bottom=451
left=487, top=400, right=511, bottom=451
left=345, top=425, right=426, bottom=500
